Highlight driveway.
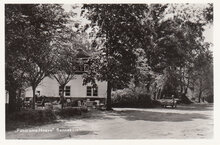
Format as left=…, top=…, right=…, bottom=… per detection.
left=6, top=104, right=213, bottom=139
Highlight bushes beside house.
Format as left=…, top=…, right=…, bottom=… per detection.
left=205, top=95, right=213, bottom=103
left=54, top=107, right=88, bottom=118
left=112, top=89, right=156, bottom=108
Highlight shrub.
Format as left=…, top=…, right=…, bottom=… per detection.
left=151, top=99, right=162, bottom=106
left=205, top=95, right=213, bottom=103
left=7, top=109, right=56, bottom=124
left=6, top=107, right=88, bottom=131
left=112, top=89, right=154, bottom=108
left=179, top=94, right=193, bottom=104
left=54, top=107, right=88, bottom=118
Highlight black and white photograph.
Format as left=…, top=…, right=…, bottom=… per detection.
left=2, top=0, right=217, bottom=142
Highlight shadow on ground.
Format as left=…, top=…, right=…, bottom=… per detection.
left=110, top=110, right=209, bottom=122
left=174, top=103, right=213, bottom=111
left=80, top=104, right=213, bottom=122
left=6, top=120, right=60, bottom=132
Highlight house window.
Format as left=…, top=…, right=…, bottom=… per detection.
left=87, top=86, right=98, bottom=96
left=36, top=91, right=40, bottom=96
left=79, top=65, right=84, bottom=71
left=93, top=86, right=98, bottom=96
left=59, top=86, right=71, bottom=96
left=65, top=86, right=71, bottom=96
left=87, top=86, right=92, bottom=96
left=76, top=64, right=84, bottom=72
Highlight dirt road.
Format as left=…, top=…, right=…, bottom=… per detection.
left=6, top=104, right=213, bottom=139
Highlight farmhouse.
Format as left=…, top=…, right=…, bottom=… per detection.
left=24, top=49, right=107, bottom=103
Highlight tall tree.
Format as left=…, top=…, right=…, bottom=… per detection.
left=81, top=4, right=151, bottom=110
left=5, top=4, right=69, bottom=110
left=141, top=4, right=213, bottom=100
left=81, top=4, right=213, bottom=108
left=52, top=48, right=78, bottom=109
left=191, top=50, right=213, bottom=102
left=52, top=26, right=80, bottom=109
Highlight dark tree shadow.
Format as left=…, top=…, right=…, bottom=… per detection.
left=174, top=104, right=213, bottom=111
left=109, top=110, right=210, bottom=122
left=75, top=108, right=211, bottom=122
left=74, top=104, right=213, bottom=122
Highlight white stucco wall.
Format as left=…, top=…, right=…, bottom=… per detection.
left=25, top=75, right=107, bottom=98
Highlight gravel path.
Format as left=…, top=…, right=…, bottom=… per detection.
left=6, top=104, right=213, bottom=139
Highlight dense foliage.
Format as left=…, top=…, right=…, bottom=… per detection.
left=5, top=4, right=213, bottom=113
left=5, top=4, right=77, bottom=111
left=81, top=4, right=213, bottom=108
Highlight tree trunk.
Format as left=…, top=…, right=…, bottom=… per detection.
left=198, top=78, right=203, bottom=103
left=157, top=89, right=161, bottom=99
left=32, top=86, right=36, bottom=109
left=191, top=80, right=195, bottom=98
left=8, top=87, right=17, bottom=113
left=179, top=67, right=183, bottom=94
left=198, top=90, right=202, bottom=103
left=18, top=89, right=22, bottom=98
left=60, top=85, right=65, bottom=109
left=184, top=77, right=190, bottom=95
left=106, top=81, right=112, bottom=111
left=153, top=90, right=156, bottom=100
